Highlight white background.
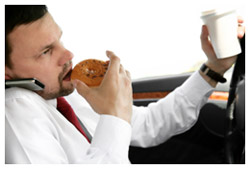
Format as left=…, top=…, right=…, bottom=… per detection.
left=47, top=0, right=245, bottom=79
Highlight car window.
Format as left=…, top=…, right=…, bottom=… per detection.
left=49, top=1, right=245, bottom=80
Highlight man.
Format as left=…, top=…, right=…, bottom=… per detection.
left=5, top=5, right=244, bottom=163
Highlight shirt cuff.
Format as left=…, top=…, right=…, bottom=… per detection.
left=90, top=115, right=131, bottom=160
left=178, top=71, right=214, bottom=105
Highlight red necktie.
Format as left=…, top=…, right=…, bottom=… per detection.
left=57, top=97, right=91, bottom=143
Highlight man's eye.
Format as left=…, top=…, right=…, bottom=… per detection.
left=42, top=48, right=52, bottom=55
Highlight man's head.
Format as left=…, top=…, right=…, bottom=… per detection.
left=5, top=5, right=74, bottom=99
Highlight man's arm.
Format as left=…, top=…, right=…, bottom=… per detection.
left=130, top=71, right=213, bottom=147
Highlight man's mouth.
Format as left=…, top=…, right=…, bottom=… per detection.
left=62, top=68, right=72, bottom=81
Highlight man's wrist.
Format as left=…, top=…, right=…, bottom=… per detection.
left=199, top=70, right=218, bottom=88
left=91, top=114, right=131, bottom=162
left=200, top=64, right=227, bottom=83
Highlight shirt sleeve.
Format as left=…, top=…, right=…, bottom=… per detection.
left=130, top=71, right=214, bottom=147
left=88, top=115, right=131, bottom=163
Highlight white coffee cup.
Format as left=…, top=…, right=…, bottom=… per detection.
left=201, top=8, right=241, bottom=59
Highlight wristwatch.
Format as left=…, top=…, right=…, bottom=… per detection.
left=200, top=64, right=227, bottom=83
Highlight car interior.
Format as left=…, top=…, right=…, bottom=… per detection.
left=129, top=35, right=245, bottom=164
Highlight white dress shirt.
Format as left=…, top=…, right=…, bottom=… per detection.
left=5, top=71, right=213, bottom=163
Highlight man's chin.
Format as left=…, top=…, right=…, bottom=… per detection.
left=36, top=83, right=74, bottom=100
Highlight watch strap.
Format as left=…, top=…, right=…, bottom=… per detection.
left=200, top=64, right=227, bottom=83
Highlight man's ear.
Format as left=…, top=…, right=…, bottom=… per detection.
left=5, top=66, right=13, bottom=80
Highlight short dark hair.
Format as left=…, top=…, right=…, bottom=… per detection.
left=5, top=5, right=48, bottom=68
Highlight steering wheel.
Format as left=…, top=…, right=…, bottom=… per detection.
left=224, top=35, right=245, bottom=164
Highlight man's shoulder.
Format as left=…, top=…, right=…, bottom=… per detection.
left=5, top=88, right=55, bottom=110
left=5, top=87, right=57, bottom=118
left=5, top=87, right=41, bottom=101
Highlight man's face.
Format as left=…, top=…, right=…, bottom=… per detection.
left=5, top=13, right=74, bottom=99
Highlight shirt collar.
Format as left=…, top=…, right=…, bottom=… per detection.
left=45, top=98, right=57, bottom=108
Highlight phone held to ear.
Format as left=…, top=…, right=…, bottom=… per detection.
left=5, top=78, right=45, bottom=91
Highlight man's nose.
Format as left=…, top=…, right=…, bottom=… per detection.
left=58, top=48, right=74, bottom=66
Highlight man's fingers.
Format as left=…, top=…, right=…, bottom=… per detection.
left=200, top=25, right=211, bottom=52
left=119, top=64, right=126, bottom=74
left=200, top=25, right=217, bottom=59
left=105, top=50, right=131, bottom=81
left=72, top=79, right=91, bottom=98
left=237, top=16, right=245, bottom=38
left=237, top=16, right=244, bottom=24
left=106, top=50, right=121, bottom=75
left=125, top=70, right=131, bottom=80
left=238, top=26, right=245, bottom=38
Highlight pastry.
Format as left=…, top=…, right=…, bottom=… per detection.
left=71, top=59, right=109, bottom=87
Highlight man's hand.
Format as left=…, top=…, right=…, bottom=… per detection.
left=73, top=51, right=133, bottom=123
left=200, top=16, right=245, bottom=87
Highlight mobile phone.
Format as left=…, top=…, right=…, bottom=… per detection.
left=5, top=78, right=45, bottom=91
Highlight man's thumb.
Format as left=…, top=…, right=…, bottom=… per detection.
left=72, top=79, right=90, bottom=98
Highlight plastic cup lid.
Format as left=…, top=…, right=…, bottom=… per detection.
left=201, top=7, right=236, bottom=18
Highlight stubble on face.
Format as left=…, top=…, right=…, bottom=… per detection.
left=36, top=61, right=74, bottom=100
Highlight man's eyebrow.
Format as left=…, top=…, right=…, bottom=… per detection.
left=39, top=44, right=53, bottom=52
left=39, top=30, right=63, bottom=52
